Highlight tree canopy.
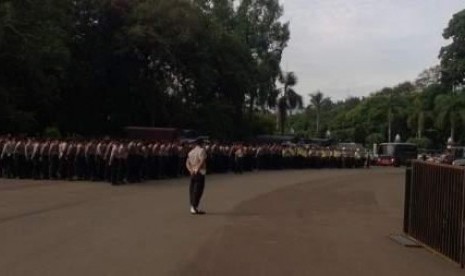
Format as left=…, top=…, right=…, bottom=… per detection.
left=2, top=2, right=465, bottom=148
left=440, top=9, right=465, bottom=88
left=0, top=0, right=290, bottom=139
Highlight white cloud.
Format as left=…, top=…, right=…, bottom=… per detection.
left=280, top=0, right=464, bottom=102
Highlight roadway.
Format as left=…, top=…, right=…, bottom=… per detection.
left=0, top=168, right=462, bottom=275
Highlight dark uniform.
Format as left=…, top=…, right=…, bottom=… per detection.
left=85, top=141, right=97, bottom=181
left=14, top=140, right=26, bottom=178
left=49, top=140, right=59, bottom=179
left=31, top=141, right=41, bottom=179
left=1, top=139, right=14, bottom=178
left=40, top=141, right=50, bottom=179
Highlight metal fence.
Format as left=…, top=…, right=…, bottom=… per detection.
left=404, top=160, right=465, bottom=266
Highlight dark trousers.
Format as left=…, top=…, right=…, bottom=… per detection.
left=110, top=160, right=119, bottom=185
left=96, top=156, right=105, bottom=180
left=189, top=173, right=205, bottom=209
left=2, top=156, right=13, bottom=178
left=41, top=156, right=50, bottom=179
left=49, top=155, right=58, bottom=179
left=127, top=154, right=137, bottom=182
left=110, top=159, right=125, bottom=185
left=32, top=158, right=40, bottom=179
left=58, top=158, right=67, bottom=179
left=234, top=157, right=243, bottom=174
left=86, top=156, right=96, bottom=180
left=14, top=155, right=26, bottom=178
left=75, top=156, right=86, bottom=179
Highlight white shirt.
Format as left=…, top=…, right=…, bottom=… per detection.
left=186, top=146, right=207, bottom=175
left=1, top=141, right=13, bottom=158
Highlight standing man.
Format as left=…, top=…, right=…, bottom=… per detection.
left=1, top=137, right=14, bottom=178
left=85, top=140, right=97, bottom=181
left=40, top=139, right=50, bottom=179
left=30, top=139, right=40, bottom=179
left=234, top=144, right=244, bottom=174
left=108, top=141, right=120, bottom=185
left=14, top=138, right=26, bottom=178
left=49, top=139, right=59, bottom=179
left=186, top=139, right=207, bottom=215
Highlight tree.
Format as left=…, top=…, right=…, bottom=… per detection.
left=277, top=71, right=302, bottom=134
left=408, top=93, right=428, bottom=139
left=309, top=91, right=330, bottom=136
left=415, top=65, right=441, bottom=89
left=434, top=89, right=465, bottom=142
left=0, top=0, right=71, bottom=133
left=440, top=9, right=465, bottom=88
left=381, top=82, right=414, bottom=142
left=0, top=0, right=297, bottom=138
left=407, top=84, right=445, bottom=140
left=234, top=0, right=290, bottom=112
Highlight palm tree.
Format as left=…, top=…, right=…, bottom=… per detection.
left=277, top=71, right=302, bottom=134
left=309, top=91, right=330, bottom=136
left=383, top=87, right=409, bottom=142
left=434, top=88, right=465, bottom=142
left=408, top=93, right=430, bottom=139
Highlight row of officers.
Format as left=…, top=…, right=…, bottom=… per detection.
left=0, top=137, right=369, bottom=185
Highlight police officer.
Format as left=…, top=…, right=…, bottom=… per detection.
left=1, top=137, right=14, bottom=178
left=95, top=140, right=106, bottom=181
left=58, top=140, right=68, bottom=179
left=234, top=144, right=244, bottom=174
left=109, top=141, right=120, bottom=185
left=74, top=140, right=86, bottom=180
left=49, top=139, right=59, bottom=179
left=85, top=140, right=97, bottom=181
left=31, top=138, right=41, bottom=179
left=66, top=141, right=76, bottom=180
left=39, top=140, right=50, bottom=179
left=14, top=139, right=26, bottom=178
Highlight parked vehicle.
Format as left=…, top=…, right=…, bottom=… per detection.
left=376, top=143, right=418, bottom=167
left=376, top=155, right=397, bottom=166
left=449, top=146, right=465, bottom=166
left=452, top=159, right=465, bottom=166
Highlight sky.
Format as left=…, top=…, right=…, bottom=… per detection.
left=279, top=0, right=464, bottom=102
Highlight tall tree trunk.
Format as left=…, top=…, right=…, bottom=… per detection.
left=388, top=108, right=392, bottom=142
left=280, top=110, right=286, bottom=135
left=276, top=111, right=280, bottom=133
left=316, top=109, right=320, bottom=136
left=450, top=112, right=455, bottom=142
left=248, top=94, right=255, bottom=119
left=418, top=112, right=424, bottom=139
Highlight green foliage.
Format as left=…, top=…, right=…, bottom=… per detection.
left=407, top=137, right=432, bottom=149
left=440, top=9, right=465, bottom=87
left=43, top=127, right=62, bottom=138
left=434, top=91, right=465, bottom=141
left=277, top=71, right=302, bottom=134
left=0, top=0, right=70, bottom=134
left=0, top=0, right=291, bottom=138
left=309, top=91, right=331, bottom=136
left=288, top=81, right=465, bottom=148
left=3, top=2, right=465, bottom=146
left=365, top=133, right=384, bottom=146
left=246, top=113, right=276, bottom=137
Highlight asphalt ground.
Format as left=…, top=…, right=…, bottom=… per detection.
left=0, top=168, right=463, bottom=276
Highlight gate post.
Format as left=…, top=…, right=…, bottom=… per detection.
left=461, top=170, right=465, bottom=268
left=404, top=166, right=412, bottom=234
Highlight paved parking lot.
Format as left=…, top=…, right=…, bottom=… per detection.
left=0, top=168, right=462, bottom=275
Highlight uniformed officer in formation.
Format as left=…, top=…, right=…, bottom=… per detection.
left=0, top=136, right=370, bottom=184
